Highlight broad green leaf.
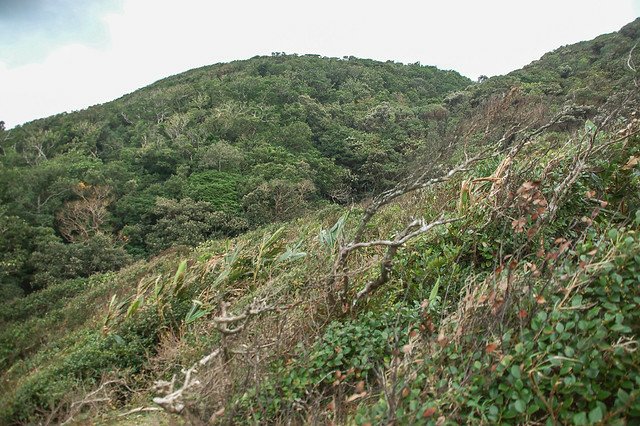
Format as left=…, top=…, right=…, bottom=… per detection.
left=573, top=412, right=588, bottom=426
left=510, top=365, right=521, bottom=380
left=588, top=406, right=603, bottom=424
left=514, top=399, right=526, bottom=413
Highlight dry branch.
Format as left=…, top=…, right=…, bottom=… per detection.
left=153, top=298, right=284, bottom=414
left=327, top=104, right=593, bottom=312
left=56, top=379, right=128, bottom=426
left=351, top=151, right=488, bottom=245
left=352, top=217, right=461, bottom=306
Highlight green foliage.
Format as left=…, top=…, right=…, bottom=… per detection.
left=1, top=323, right=158, bottom=423
left=0, top=262, right=193, bottom=424
left=144, top=197, right=248, bottom=253
left=1, top=20, right=640, bottom=425
left=446, top=226, right=640, bottom=425
left=242, top=179, right=316, bottom=226
left=29, top=234, right=131, bottom=288
left=0, top=212, right=56, bottom=294
left=0, top=55, right=472, bottom=287
left=196, top=140, right=246, bottom=172
left=185, top=171, right=243, bottom=213
left=235, top=305, right=421, bottom=422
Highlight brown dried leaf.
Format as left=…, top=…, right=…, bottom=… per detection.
left=437, top=333, right=448, bottom=347
left=423, top=407, right=437, bottom=418
left=545, top=251, right=558, bottom=261
left=512, top=217, right=526, bottom=233
left=485, top=343, right=498, bottom=353
left=345, top=392, right=366, bottom=403
left=622, top=156, right=639, bottom=170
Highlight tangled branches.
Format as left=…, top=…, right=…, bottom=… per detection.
left=328, top=103, right=596, bottom=312
left=152, top=298, right=282, bottom=414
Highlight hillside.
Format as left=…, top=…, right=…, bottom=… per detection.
left=0, top=55, right=470, bottom=298
left=0, top=18, right=639, bottom=425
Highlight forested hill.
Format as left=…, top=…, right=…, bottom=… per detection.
left=1, top=18, right=640, bottom=425
left=0, top=55, right=470, bottom=297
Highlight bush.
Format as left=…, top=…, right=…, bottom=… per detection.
left=235, top=305, right=422, bottom=422
left=29, top=234, right=131, bottom=289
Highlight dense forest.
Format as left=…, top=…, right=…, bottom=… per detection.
left=0, top=55, right=470, bottom=298
left=0, top=18, right=639, bottom=425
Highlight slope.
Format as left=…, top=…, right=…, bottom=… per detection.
left=0, top=18, right=639, bottom=425
left=0, top=55, right=470, bottom=298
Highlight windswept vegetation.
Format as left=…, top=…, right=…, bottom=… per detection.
left=0, top=18, right=639, bottom=426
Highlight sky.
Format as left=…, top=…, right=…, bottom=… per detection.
left=0, top=0, right=638, bottom=128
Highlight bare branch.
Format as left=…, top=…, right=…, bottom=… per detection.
left=117, top=406, right=163, bottom=418
left=326, top=103, right=596, bottom=312
left=352, top=217, right=460, bottom=306
left=153, top=298, right=289, bottom=414
left=57, top=379, right=127, bottom=425
left=628, top=42, right=638, bottom=73
left=352, top=151, right=488, bottom=245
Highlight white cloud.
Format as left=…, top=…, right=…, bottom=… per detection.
left=0, top=0, right=638, bottom=128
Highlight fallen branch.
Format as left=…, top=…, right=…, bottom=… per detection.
left=352, top=151, right=488, bottom=245
left=213, top=299, right=277, bottom=334
left=117, top=406, right=163, bottom=417
left=58, top=379, right=128, bottom=425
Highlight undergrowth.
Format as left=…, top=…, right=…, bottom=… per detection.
left=1, top=86, right=639, bottom=426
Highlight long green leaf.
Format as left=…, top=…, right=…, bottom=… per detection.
left=185, top=300, right=210, bottom=324
left=276, top=240, right=307, bottom=264
left=173, top=260, right=188, bottom=287
left=319, top=212, right=349, bottom=251
left=126, top=295, right=144, bottom=318
left=429, top=277, right=441, bottom=307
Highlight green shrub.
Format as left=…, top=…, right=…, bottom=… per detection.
left=235, top=305, right=422, bottom=422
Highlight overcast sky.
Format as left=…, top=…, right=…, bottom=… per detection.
left=1, top=0, right=638, bottom=128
